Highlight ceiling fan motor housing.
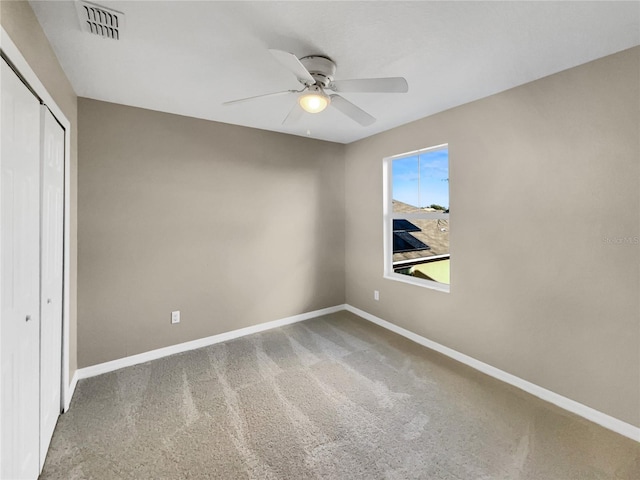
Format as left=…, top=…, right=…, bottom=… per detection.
left=300, top=55, right=336, bottom=87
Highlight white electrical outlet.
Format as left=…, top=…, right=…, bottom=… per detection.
left=374, top=290, right=379, bottom=301
left=171, top=310, right=180, bottom=324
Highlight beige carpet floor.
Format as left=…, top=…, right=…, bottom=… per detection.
left=41, top=311, right=639, bottom=479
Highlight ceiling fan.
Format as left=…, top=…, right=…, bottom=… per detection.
left=224, top=49, right=409, bottom=127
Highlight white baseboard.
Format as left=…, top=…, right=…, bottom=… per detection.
left=345, top=304, right=640, bottom=443
left=69, top=302, right=639, bottom=442
left=64, top=370, right=78, bottom=412
left=75, top=304, right=346, bottom=382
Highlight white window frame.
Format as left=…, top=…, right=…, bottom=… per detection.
left=383, top=144, right=450, bottom=293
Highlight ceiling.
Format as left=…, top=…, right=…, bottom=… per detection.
left=30, top=1, right=639, bottom=144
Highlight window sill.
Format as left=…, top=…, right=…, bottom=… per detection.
left=384, top=272, right=450, bottom=293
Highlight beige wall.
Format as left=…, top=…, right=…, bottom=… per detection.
left=77, top=99, right=345, bottom=367
left=1, top=1, right=78, bottom=383
left=344, top=47, right=640, bottom=427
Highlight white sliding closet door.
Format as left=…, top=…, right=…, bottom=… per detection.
left=39, top=106, right=64, bottom=468
left=0, top=59, right=42, bottom=479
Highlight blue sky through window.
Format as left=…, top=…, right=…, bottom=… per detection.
left=392, top=148, right=449, bottom=209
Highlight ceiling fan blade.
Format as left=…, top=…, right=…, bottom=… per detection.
left=282, top=101, right=305, bottom=125
left=329, top=77, right=408, bottom=93
left=329, top=94, right=376, bottom=126
left=269, top=49, right=315, bottom=86
left=223, top=90, right=297, bottom=106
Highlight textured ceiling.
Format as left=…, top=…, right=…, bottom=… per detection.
left=30, top=1, right=640, bottom=144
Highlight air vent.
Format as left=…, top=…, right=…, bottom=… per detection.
left=75, top=1, right=124, bottom=40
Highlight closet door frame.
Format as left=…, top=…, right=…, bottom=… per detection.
left=1, top=27, right=73, bottom=412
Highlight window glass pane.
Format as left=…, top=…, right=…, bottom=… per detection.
left=392, top=155, right=419, bottom=212
left=392, top=217, right=449, bottom=285
left=392, top=148, right=449, bottom=213
left=419, top=149, right=449, bottom=211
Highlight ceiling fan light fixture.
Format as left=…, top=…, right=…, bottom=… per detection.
left=298, top=86, right=330, bottom=113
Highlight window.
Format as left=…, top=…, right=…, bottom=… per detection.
left=383, top=144, right=449, bottom=292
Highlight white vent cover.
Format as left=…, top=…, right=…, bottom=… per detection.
left=75, top=1, right=124, bottom=40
